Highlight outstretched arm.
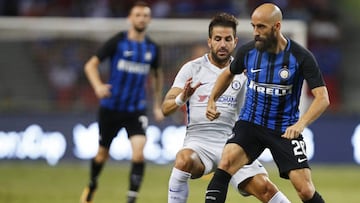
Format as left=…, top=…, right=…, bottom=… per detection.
left=282, top=86, right=330, bottom=139
left=206, top=67, right=235, bottom=121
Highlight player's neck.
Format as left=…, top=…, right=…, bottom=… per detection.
left=127, top=29, right=146, bottom=42
left=269, top=34, right=287, bottom=54
left=207, top=54, right=230, bottom=69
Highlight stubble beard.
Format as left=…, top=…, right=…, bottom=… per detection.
left=210, top=50, right=231, bottom=67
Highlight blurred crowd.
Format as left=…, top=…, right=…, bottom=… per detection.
left=0, top=0, right=342, bottom=112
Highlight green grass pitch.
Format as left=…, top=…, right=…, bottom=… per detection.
left=0, top=161, right=359, bottom=203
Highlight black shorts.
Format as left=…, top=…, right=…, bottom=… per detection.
left=98, top=107, right=147, bottom=148
left=228, top=120, right=310, bottom=179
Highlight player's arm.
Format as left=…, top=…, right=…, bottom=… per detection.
left=282, top=86, right=329, bottom=139
left=150, top=67, right=165, bottom=121
left=161, top=87, right=183, bottom=116
left=206, top=67, right=234, bottom=121
left=84, top=56, right=111, bottom=99
left=162, top=77, right=201, bottom=116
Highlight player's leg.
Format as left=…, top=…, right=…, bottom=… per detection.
left=80, top=146, right=110, bottom=202
left=267, top=131, right=324, bottom=203
left=205, top=143, right=249, bottom=203
left=205, top=121, right=261, bottom=203
left=288, top=168, right=324, bottom=203
left=128, top=134, right=146, bottom=203
left=125, top=112, right=149, bottom=203
left=231, top=160, right=290, bottom=203
left=168, top=148, right=204, bottom=203
left=80, top=107, right=119, bottom=203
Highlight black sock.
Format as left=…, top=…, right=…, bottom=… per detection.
left=129, top=162, right=145, bottom=192
left=89, top=158, right=104, bottom=188
left=303, top=191, right=325, bottom=203
left=205, top=168, right=232, bottom=203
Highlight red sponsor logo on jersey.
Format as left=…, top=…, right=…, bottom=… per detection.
left=197, top=95, right=208, bottom=102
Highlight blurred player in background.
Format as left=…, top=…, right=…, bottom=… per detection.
left=205, top=3, right=329, bottom=203
left=162, top=13, right=290, bottom=203
left=80, top=1, right=164, bottom=203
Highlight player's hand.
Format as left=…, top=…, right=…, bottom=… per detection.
left=182, top=77, right=201, bottom=100
left=281, top=122, right=305, bottom=139
left=206, top=99, right=220, bottom=121
left=94, top=84, right=112, bottom=99
left=153, top=106, right=165, bottom=122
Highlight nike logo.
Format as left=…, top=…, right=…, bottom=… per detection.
left=250, top=68, right=262, bottom=73
left=298, top=157, right=307, bottom=163
left=124, top=50, right=134, bottom=57
left=169, top=188, right=182, bottom=192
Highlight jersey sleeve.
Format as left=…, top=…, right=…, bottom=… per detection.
left=172, top=61, right=193, bottom=89
left=95, top=32, right=124, bottom=62
left=230, top=41, right=256, bottom=75
left=302, top=50, right=326, bottom=89
left=230, top=46, right=246, bottom=74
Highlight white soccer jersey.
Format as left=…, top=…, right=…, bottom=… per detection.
left=171, top=55, right=267, bottom=192
left=172, top=54, right=247, bottom=138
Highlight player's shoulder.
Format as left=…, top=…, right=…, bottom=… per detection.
left=183, top=54, right=207, bottom=67
left=238, top=40, right=256, bottom=52
left=289, top=39, right=313, bottom=58
left=111, top=31, right=127, bottom=40
left=289, top=39, right=315, bottom=61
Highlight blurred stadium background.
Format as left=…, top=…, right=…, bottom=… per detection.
left=0, top=0, right=359, bottom=202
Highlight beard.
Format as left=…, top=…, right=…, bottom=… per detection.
left=134, top=25, right=146, bottom=33
left=254, top=29, right=277, bottom=52
left=210, top=49, right=231, bottom=66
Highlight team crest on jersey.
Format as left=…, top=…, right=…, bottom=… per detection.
left=145, top=51, right=152, bottom=61
left=279, top=68, right=290, bottom=80
left=231, top=80, right=241, bottom=90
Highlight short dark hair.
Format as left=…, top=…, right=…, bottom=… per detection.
left=129, top=1, right=150, bottom=15
left=132, top=1, right=150, bottom=9
left=208, top=13, right=238, bottom=38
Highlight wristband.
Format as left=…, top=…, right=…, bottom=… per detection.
left=175, top=93, right=186, bottom=106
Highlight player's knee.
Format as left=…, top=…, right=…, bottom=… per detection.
left=174, top=155, right=194, bottom=171
left=218, top=157, right=233, bottom=171
left=244, top=175, right=279, bottom=202
left=131, top=152, right=145, bottom=162
left=95, top=147, right=110, bottom=162
left=296, top=185, right=316, bottom=200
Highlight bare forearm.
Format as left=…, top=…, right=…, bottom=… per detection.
left=84, top=56, right=102, bottom=90
left=152, top=69, right=164, bottom=109
left=298, top=86, right=330, bottom=127
left=161, top=95, right=180, bottom=116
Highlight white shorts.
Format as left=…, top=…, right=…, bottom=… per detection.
left=183, top=133, right=268, bottom=196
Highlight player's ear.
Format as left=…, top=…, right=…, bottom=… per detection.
left=274, top=21, right=281, bottom=31
left=207, top=38, right=212, bottom=48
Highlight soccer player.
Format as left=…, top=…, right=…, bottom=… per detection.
left=205, top=3, right=329, bottom=203
left=80, top=1, right=164, bottom=203
left=162, top=13, right=290, bottom=203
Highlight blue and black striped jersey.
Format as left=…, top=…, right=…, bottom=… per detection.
left=96, top=31, right=160, bottom=112
left=230, top=38, right=325, bottom=132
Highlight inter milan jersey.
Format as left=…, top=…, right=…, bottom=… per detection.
left=96, top=31, right=160, bottom=112
left=230, top=38, right=325, bottom=132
